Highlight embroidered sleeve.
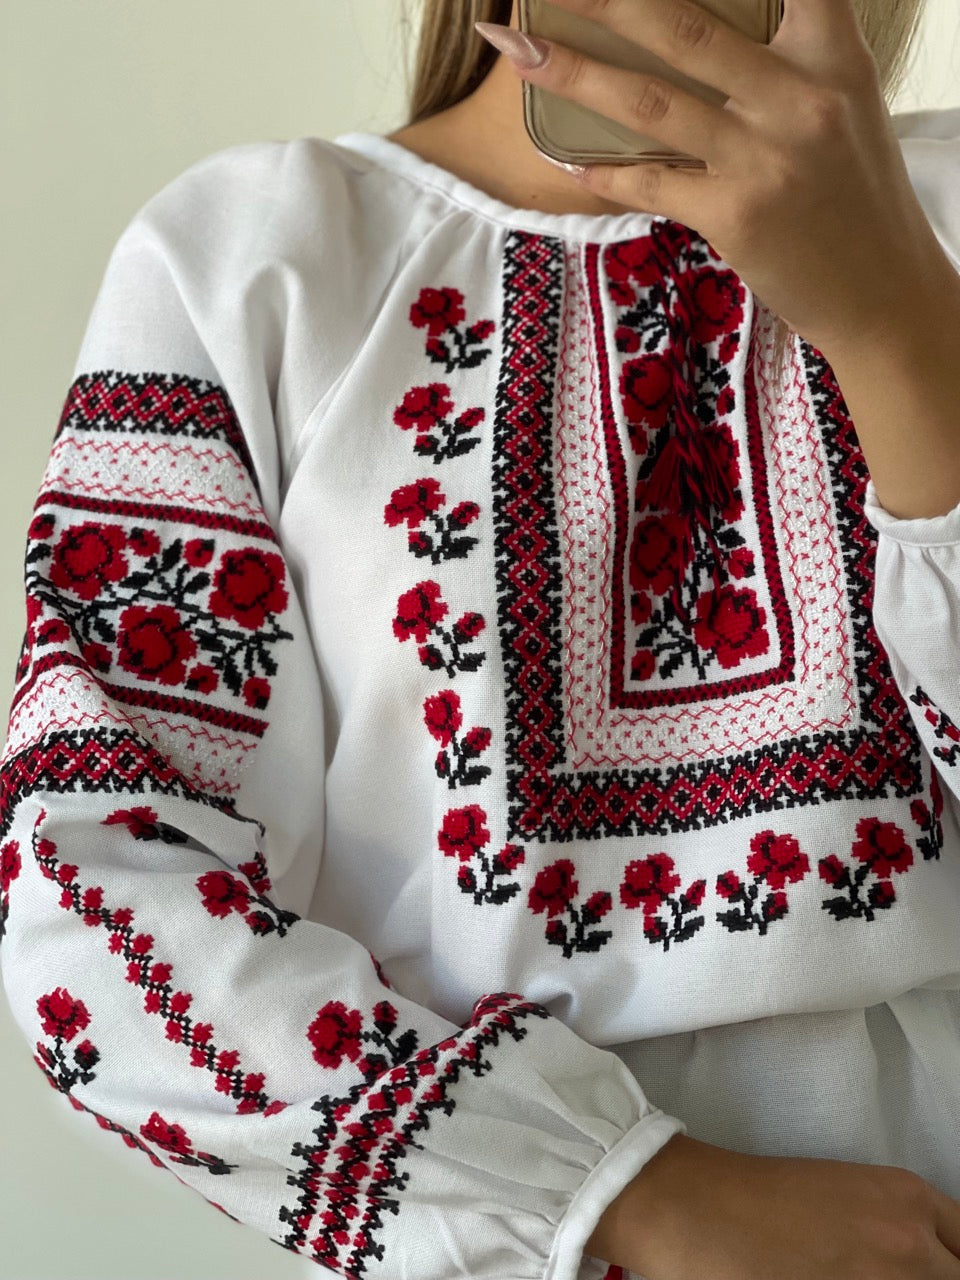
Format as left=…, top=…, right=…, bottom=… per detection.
left=863, top=477, right=960, bottom=817
left=0, top=190, right=684, bottom=1280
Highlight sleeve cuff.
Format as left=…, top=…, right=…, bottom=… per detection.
left=863, top=477, right=960, bottom=547
left=545, top=1108, right=687, bottom=1280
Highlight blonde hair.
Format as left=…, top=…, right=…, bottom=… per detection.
left=399, top=0, right=924, bottom=387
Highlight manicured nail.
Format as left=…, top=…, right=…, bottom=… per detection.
left=540, top=152, right=589, bottom=177
left=474, top=21, right=551, bottom=69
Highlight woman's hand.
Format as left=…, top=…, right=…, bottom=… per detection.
left=599, top=1132, right=960, bottom=1279
left=480, top=0, right=952, bottom=356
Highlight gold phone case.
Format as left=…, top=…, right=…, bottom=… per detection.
left=518, top=0, right=782, bottom=168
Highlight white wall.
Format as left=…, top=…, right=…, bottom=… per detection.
left=1, top=2, right=958, bottom=1277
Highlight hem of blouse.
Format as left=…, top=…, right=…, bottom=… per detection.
left=863, top=477, right=960, bottom=547
left=329, top=131, right=665, bottom=244
left=542, top=1108, right=688, bottom=1280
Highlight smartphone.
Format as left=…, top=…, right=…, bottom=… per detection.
left=518, top=0, right=783, bottom=168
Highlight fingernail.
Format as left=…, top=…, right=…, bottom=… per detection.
left=540, top=152, right=589, bottom=177
left=474, top=21, right=551, bottom=69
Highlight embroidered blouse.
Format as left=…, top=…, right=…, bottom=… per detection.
left=2, top=103, right=959, bottom=1280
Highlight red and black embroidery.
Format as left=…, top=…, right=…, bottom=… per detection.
left=607, top=231, right=768, bottom=684
left=818, top=817, right=915, bottom=921
left=55, top=371, right=260, bottom=500
left=31, top=809, right=294, bottom=1111
left=34, top=982, right=238, bottom=1175
left=622, top=853, right=706, bottom=951
left=489, top=228, right=925, bottom=844
left=103, top=804, right=188, bottom=844
left=424, top=691, right=492, bottom=788
left=140, top=1112, right=237, bottom=1176
left=34, top=986, right=100, bottom=1091
left=394, top=384, right=485, bottom=462
left=0, top=726, right=254, bottom=846
left=24, top=515, right=291, bottom=706
left=910, top=685, right=960, bottom=768
left=393, top=581, right=486, bottom=676
left=280, top=991, right=551, bottom=1278
left=529, top=860, right=614, bottom=956
left=384, top=478, right=481, bottom=563
left=408, top=285, right=496, bottom=373
left=0, top=838, right=20, bottom=942
left=911, top=762, right=944, bottom=863
left=437, top=804, right=524, bottom=905
left=715, top=831, right=812, bottom=936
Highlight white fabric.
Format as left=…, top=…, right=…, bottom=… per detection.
left=2, top=105, right=960, bottom=1280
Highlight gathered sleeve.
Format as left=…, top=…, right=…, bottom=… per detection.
left=863, top=477, right=960, bottom=814
left=0, top=157, right=685, bottom=1280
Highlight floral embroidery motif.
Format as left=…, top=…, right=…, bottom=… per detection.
left=140, top=1112, right=236, bottom=1175
left=384, top=478, right=481, bottom=563
left=35, top=986, right=100, bottom=1091
left=103, top=805, right=188, bottom=844
left=0, top=838, right=20, bottom=942
left=622, top=853, right=706, bottom=951
left=408, top=285, right=495, bottom=373
left=603, top=232, right=771, bottom=683
left=818, top=818, right=915, bottom=922
left=30, top=808, right=292, bottom=1111
left=529, top=860, right=613, bottom=957
left=437, top=804, right=524, bottom=905
left=424, top=691, right=492, bottom=788
left=306, top=998, right=418, bottom=1074
left=716, top=832, right=811, bottom=936
left=26, top=515, right=292, bottom=706
left=393, top=582, right=486, bottom=676
left=99, top=804, right=295, bottom=937
left=394, top=385, right=485, bottom=462
left=910, top=685, right=960, bottom=768
left=910, top=764, right=944, bottom=863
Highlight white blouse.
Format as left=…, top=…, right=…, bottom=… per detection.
left=2, top=104, right=959, bottom=1280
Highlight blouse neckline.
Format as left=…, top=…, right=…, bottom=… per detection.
left=331, top=130, right=664, bottom=243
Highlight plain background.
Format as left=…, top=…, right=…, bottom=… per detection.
left=1, top=2, right=959, bottom=1277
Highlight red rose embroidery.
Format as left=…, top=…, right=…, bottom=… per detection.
left=393, top=581, right=448, bottom=644
left=620, top=354, right=674, bottom=446
left=1, top=840, right=21, bottom=892
left=50, top=522, right=128, bottom=601
left=141, top=1113, right=193, bottom=1155
left=385, top=478, right=446, bottom=529
left=306, top=1000, right=364, bottom=1069
left=529, top=859, right=577, bottom=916
left=117, top=604, right=197, bottom=685
left=184, top=538, right=215, bottom=567
left=690, top=269, right=744, bottom=345
left=620, top=853, right=681, bottom=915
left=438, top=805, right=490, bottom=861
left=424, top=690, right=462, bottom=747
left=209, top=548, right=287, bottom=630
left=629, top=514, right=694, bottom=597
left=692, top=585, right=769, bottom=669
left=37, top=987, right=90, bottom=1041
left=196, top=870, right=251, bottom=919
left=850, top=818, right=913, bottom=879
left=393, top=384, right=455, bottom=432
left=747, top=831, right=810, bottom=890
left=409, top=287, right=466, bottom=336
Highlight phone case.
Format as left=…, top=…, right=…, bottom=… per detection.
left=518, top=0, right=782, bottom=168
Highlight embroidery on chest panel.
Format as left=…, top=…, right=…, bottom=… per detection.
left=491, top=224, right=930, bottom=848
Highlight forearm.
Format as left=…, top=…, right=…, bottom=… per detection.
left=820, top=252, right=960, bottom=522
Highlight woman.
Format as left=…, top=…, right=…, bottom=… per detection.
left=2, top=0, right=960, bottom=1277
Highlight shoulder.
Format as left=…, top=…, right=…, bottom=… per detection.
left=120, top=136, right=364, bottom=272
left=892, top=106, right=960, bottom=271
